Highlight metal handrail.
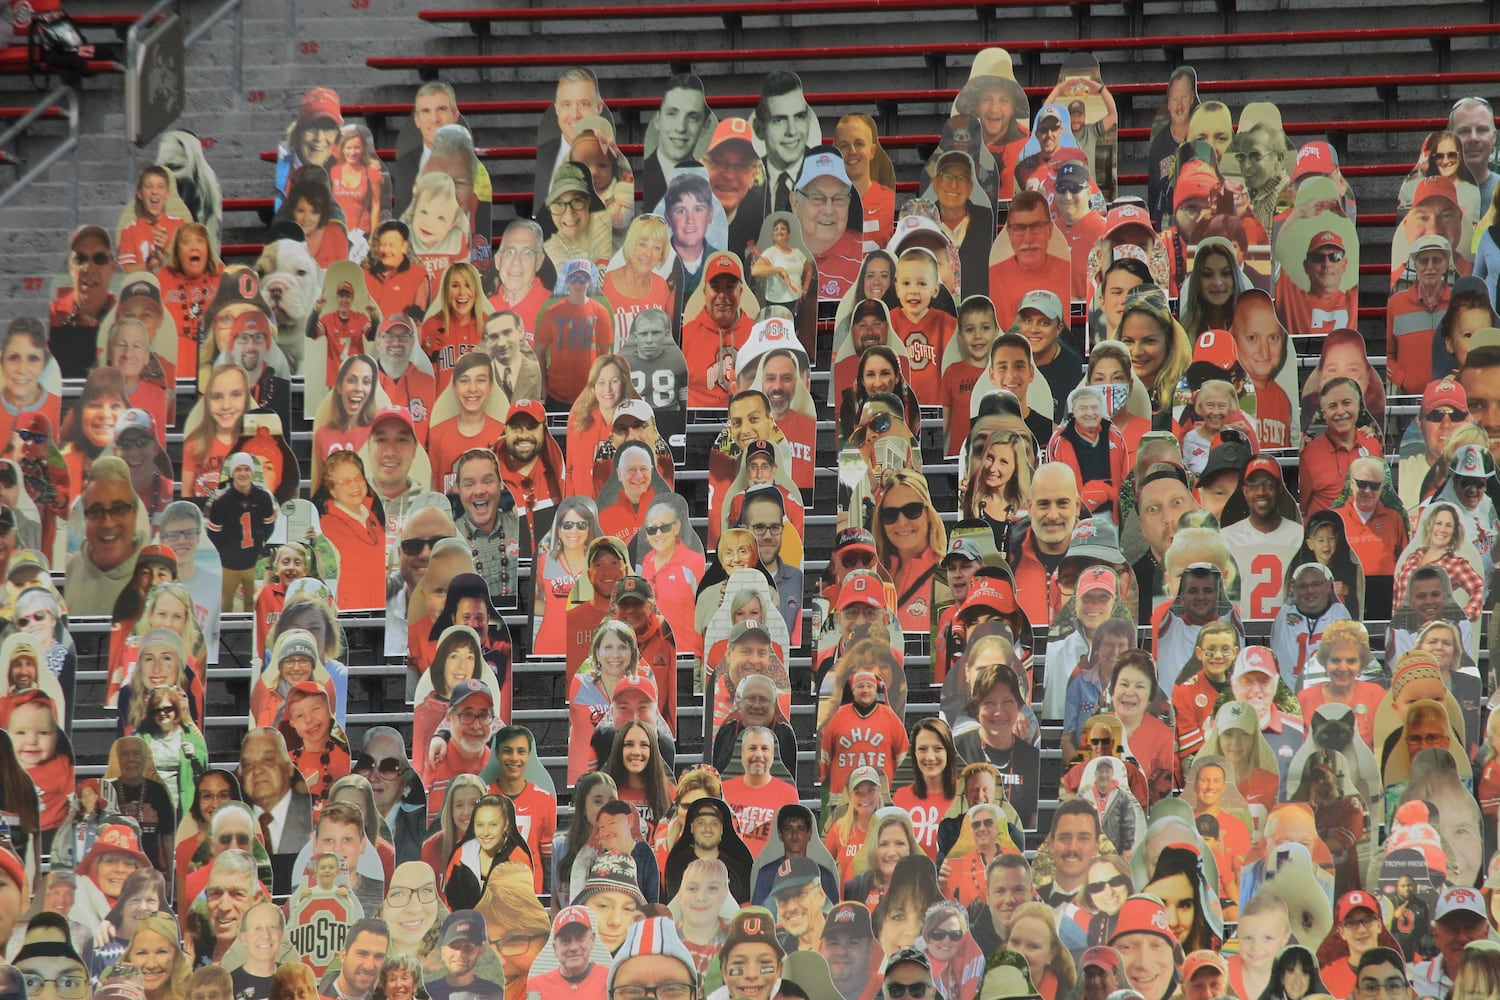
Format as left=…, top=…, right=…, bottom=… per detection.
left=0, top=84, right=79, bottom=226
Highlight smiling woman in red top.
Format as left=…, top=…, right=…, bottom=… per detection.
left=314, top=449, right=387, bottom=611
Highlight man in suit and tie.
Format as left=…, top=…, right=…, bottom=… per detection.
left=754, top=72, right=817, bottom=216
left=641, top=74, right=711, bottom=212
left=533, top=68, right=603, bottom=235
left=394, top=81, right=460, bottom=216
left=481, top=310, right=543, bottom=403
left=239, top=726, right=314, bottom=895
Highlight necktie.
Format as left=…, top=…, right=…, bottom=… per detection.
left=259, top=810, right=274, bottom=852
left=775, top=172, right=791, bottom=213
left=501, top=366, right=513, bottom=396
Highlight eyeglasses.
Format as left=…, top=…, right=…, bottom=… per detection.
left=85, top=501, right=135, bottom=522
left=215, top=833, right=252, bottom=847
left=162, top=528, right=197, bottom=542
left=399, top=536, right=446, bottom=556
left=1087, top=875, right=1133, bottom=894
left=16, top=430, right=46, bottom=443
left=936, top=171, right=970, bottom=184
left=1424, top=408, right=1468, bottom=423
left=879, top=501, right=927, bottom=524
left=748, top=522, right=782, bottom=536
left=23, top=974, right=88, bottom=999
left=71, top=251, right=112, bottom=268
left=550, top=197, right=590, bottom=214
left=498, top=246, right=540, bottom=261
left=885, top=984, right=932, bottom=1000
left=1357, top=977, right=1410, bottom=996
left=456, top=710, right=494, bottom=725
left=1433, top=151, right=1461, bottom=162
left=644, top=522, right=677, bottom=535
left=379, top=331, right=415, bottom=343
left=559, top=519, right=590, bottom=530
left=1353, top=479, right=1382, bottom=492
left=1307, top=250, right=1346, bottom=264
left=493, top=933, right=549, bottom=956
left=1405, top=731, right=1450, bottom=748
left=971, top=818, right=996, bottom=829
left=798, top=192, right=851, bottom=209
left=385, top=884, right=438, bottom=906
left=354, top=755, right=405, bottom=776
left=610, top=988, right=695, bottom=1000
left=926, top=928, right=964, bottom=942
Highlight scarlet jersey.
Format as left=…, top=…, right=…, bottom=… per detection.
left=891, top=785, right=954, bottom=861
left=940, top=359, right=985, bottom=456
left=497, top=781, right=556, bottom=893
left=819, top=702, right=909, bottom=796
left=318, top=310, right=373, bottom=386
left=890, top=308, right=955, bottom=403
left=721, top=776, right=800, bottom=858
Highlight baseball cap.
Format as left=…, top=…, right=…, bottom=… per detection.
left=1055, top=160, right=1091, bottom=186
left=1422, top=378, right=1467, bottom=414
left=1412, top=233, right=1453, bottom=258
left=886, top=213, right=947, bottom=255
left=963, top=576, right=1019, bottom=615
left=884, top=947, right=931, bottom=975
left=744, top=438, right=777, bottom=466
left=448, top=678, right=493, bottom=712
left=1075, top=565, right=1116, bottom=598
left=552, top=905, right=593, bottom=935
left=935, top=149, right=975, bottom=178
left=1244, top=455, right=1282, bottom=483
left=1183, top=951, right=1228, bottom=981
left=846, top=765, right=882, bottom=791
left=613, top=399, right=654, bottom=425
left=299, top=86, right=343, bottom=126
left=797, top=151, right=852, bottom=190
left=1292, top=141, right=1338, bottom=180
left=371, top=406, right=418, bottom=436
left=1436, top=886, right=1488, bottom=923
left=1018, top=289, right=1065, bottom=324
left=1231, top=645, right=1278, bottom=681
left=114, top=408, right=156, bottom=441
left=1414, top=175, right=1459, bottom=207
left=1081, top=947, right=1120, bottom=972
left=1103, top=203, right=1154, bottom=237
left=136, top=544, right=177, bottom=572
left=770, top=856, right=821, bottom=896
left=1065, top=517, right=1124, bottom=564
left=336, top=280, right=354, bottom=294
left=1337, top=890, right=1380, bottom=923
left=704, top=251, right=744, bottom=283
left=562, top=258, right=595, bottom=283
left=614, top=575, right=654, bottom=603
left=506, top=398, right=545, bottom=424
left=119, top=279, right=163, bottom=309
left=1192, top=328, right=1239, bottom=371
left=1310, top=230, right=1344, bottom=251
left=836, top=570, right=885, bottom=610
left=574, top=115, right=615, bottom=142
left=729, top=619, right=772, bottom=644
left=821, top=901, right=873, bottom=939
left=943, top=537, right=983, bottom=566
left=1173, top=162, right=1219, bottom=208
left=834, top=527, right=877, bottom=556
left=708, top=117, right=755, bottom=154
left=547, top=164, right=592, bottom=203
left=611, top=671, right=658, bottom=703
left=441, top=910, right=487, bottom=947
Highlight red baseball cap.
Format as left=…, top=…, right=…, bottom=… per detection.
left=963, top=577, right=1018, bottom=615
left=1174, top=162, right=1219, bottom=208
left=704, top=251, right=744, bottom=283
left=1244, top=455, right=1282, bottom=482
left=1103, top=203, right=1154, bottom=237
left=1310, top=230, right=1344, bottom=251
left=613, top=672, right=659, bottom=703
left=371, top=406, right=418, bottom=436
left=1337, top=890, right=1380, bottom=924
left=1193, top=329, right=1238, bottom=371
left=506, top=398, right=546, bottom=424
left=1422, top=378, right=1467, bottom=414
left=837, top=571, right=885, bottom=611
left=299, top=86, right=343, bottom=127
left=708, top=117, right=755, bottom=154
left=1413, top=175, right=1459, bottom=207
left=1292, top=141, right=1337, bottom=181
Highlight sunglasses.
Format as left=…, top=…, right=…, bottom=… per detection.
left=71, top=250, right=112, bottom=267
left=13, top=612, right=50, bottom=628
left=644, top=522, right=677, bottom=535
left=926, top=929, right=964, bottom=942
left=879, top=501, right=926, bottom=524
left=1307, top=250, right=1346, bottom=264
left=354, top=755, right=404, bottom=776
left=1457, top=476, right=1488, bottom=489
left=399, top=536, right=445, bottom=556
left=1056, top=183, right=1086, bottom=195
left=16, top=430, right=45, bottom=443
left=1424, top=408, right=1468, bottom=423
left=1089, top=737, right=1115, bottom=747
left=886, top=984, right=931, bottom=999
left=1353, top=479, right=1382, bottom=492
left=559, top=519, right=590, bottom=530
left=1434, top=151, right=1461, bottom=162
left=1088, top=875, right=1133, bottom=894
left=215, top=833, right=252, bottom=847
left=152, top=706, right=176, bottom=718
